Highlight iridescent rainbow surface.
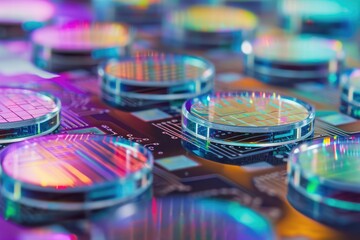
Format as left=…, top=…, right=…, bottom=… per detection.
left=253, top=35, right=343, bottom=63
left=281, top=0, right=352, bottom=21
left=104, top=53, right=212, bottom=84
left=190, top=92, right=310, bottom=127
left=169, top=5, right=257, bottom=33
left=31, top=22, right=132, bottom=51
left=292, top=137, right=360, bottom=185
left=1, top=135, right=151, bottom=188
left=0, top=88, right=59, bottom=123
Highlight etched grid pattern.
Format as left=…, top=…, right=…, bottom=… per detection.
left=0, top=89, right=57, bottom=123
left=2, top=136, right=148, bottom=187
left=191, top=96, right=309, bottom=127
left=105, top=56, right=205, bottom=82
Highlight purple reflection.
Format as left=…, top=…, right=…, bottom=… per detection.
left=31, top=21, right=132, bottom=51
left=0, top=218, right=76, bottom=240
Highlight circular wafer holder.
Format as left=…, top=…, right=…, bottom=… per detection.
left=0, top=88, right=61, bottom=144
left=99, top=52, right=215, bottom=110
left=163, top=5, right=258, bottom=50
left=244, top=34, right=345, bottom=86
left=181, top=91, right=315, bottom=164
left=31, top=21, right=134, bottom=72
left=0, top=134, right=153, bottom=224
left=182, top=91, right=315, bottom=148
left=288, top=136, right=360, bottom=229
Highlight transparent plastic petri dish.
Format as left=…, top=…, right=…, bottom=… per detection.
left=0, top=134, right=153, bottom=211
left=0, top=88, right=61, bottom=144
left=246, top=34, right=344, bottom=68
left=95, top=197, right=276, bottom=240
left=163, top=5, right=258, bottom=48
left=0, top=0, right=55, bottom=39
left=99, top=52, right=215, bottom=101
left=182, top=91, right=315, bottom=147
left=244, top=34, right=344, bottom=84
left=279, top=0, right=358, bottom=37
left=92, top=0, right=162, bottom=25
left=31, top=21, right=134, bottom=72
left=251, top=68, right=338, bottom=85
left=288, top=136, right=360, bottom=227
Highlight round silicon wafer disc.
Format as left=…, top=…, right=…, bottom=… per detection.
left=93, top=0, right=162, bottom=25
left=279, top=0, right=357, bottom=37
left=281, top=0, right=351, bottom=23
left=0, top=134, right=153, bottom=211
left=31, top=21, right=133, bottom=71
left=250, top=35, right=344, bottom=68
left=100, top=52, right=214, bottom=101
left=288, top=136, right=360, bottom=228
left=163, top=5, right=257, bottom=47
left=0, top=0, right=55, bottom=39
left=245, top=34, right=344, bottom=84
left=0, top=88, right=60, bottom=144
left=172, top=5, right=257, bottom=33
left=182, top=91, right=315, bottom=147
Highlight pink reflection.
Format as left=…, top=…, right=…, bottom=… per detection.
left=31, top=21, right=132, bottom=51
left=0, top=0, right=55, bottom=23
left=20, top=233, right=77, bottom=240
left=0, top=217, right=77, bottom=240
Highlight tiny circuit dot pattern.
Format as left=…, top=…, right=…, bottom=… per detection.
left=105, top=53, right=207, bottom=83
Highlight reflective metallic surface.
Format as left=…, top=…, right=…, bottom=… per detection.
left=0, top=134, right=153, bottom=210
left=0, top=88, right=60, bottom=143
left=100, top=53, right=214, bottom=104
left=182, top=91, right=315, bottom=147
left=288, top=137, right=360, bottom=227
